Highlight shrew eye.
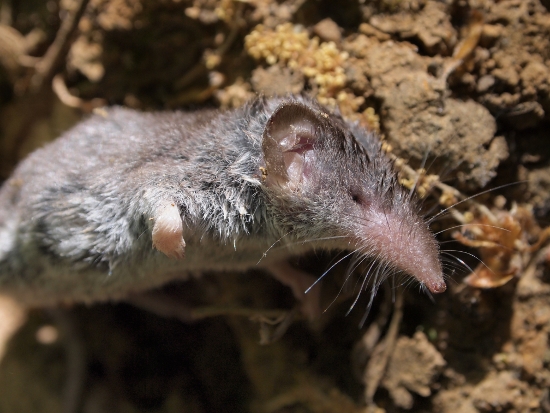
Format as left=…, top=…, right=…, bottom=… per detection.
left=350, top=189, right=371, bottom=208
left=350, top=189, right=362, bottom=205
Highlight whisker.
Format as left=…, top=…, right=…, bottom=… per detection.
left=257, top=229, right=296, bottom=265
left=442, top=249, right=495, bottom=275
left=305, top=250, right=357, bottom=293
left=259, top=235, right=351, bottom=258
left=324, top=249, right=352, bottom=275
left=442, top=237, right=514, bottom=252
left=419, top=194, right=442, bottom=217
left=400, top=272, right=417, bottom=291
left=346, top=251, right=370, bottom=280
left=408, top=146, right=430, bottom=203
left=440, top=259, right=466, bottom=273
left=340, top=252, right=362, bottom=291
left=433, top=223, right=511, bottom=236
left=430, top=211, right=455, bottom=224
left=391, top=270, right=396, bottom=302
left=340, top=212, right=374, bottom=223
left=345, top=252, right=373, bottom=300
left=137, top=228, right=149, bottom=240
left=346, top=261, right=377, bottom=315
left=441, top=251, right=476, bottom=275
left=438, top=239, right=464, bottom=245
left=437, top=158, right=462, bottom=185
left=440, top=261, right=469, bottom=282
left=379, top=262, right=392, bottom=287
left=424, top=288, right=435, bottom=303
left=277, top=235, right=349, bottom=249
left=337, top=256, right=363, bottom=297
left=359, top=267, right=382, bottom=327
left=443, top=269, right=459, bottom=285
left=325, top=255, right=372, bottom=313
left=427, top=181, right=527, bottom=224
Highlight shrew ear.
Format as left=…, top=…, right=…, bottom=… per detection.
left=262, top=102, right=322, bottom=188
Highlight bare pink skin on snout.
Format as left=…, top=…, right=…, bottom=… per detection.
left=352, top=209, right=445, bottom=294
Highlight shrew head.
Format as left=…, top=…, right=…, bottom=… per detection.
left=260, top=98, right=445, bottom=294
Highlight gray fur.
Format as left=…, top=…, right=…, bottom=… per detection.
left=0, top=95, right=444, bottom=306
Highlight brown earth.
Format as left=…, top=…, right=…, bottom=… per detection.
left=1, top=0, right=550, bottom=412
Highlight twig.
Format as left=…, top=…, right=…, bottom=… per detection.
left=29, top=0, right=91, bottom=92
left=128, top=292, right=289, bottom=323
left=52, top=74, right=106, bottom=111
left=395, top=155, right=464, bottom=204
left=353, top=291, right=392, bottom=371
left=258, top=306, right=298, bottom=345
left=48, top=309, right=87, bottom=413
left=0, top=0, right=12, bottom=25
left=364, top=289, right=404, bottom=404
left=174, top=2, right=245, bottom=91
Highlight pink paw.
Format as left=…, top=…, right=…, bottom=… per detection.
left=152, top=202, right=186, bottom=260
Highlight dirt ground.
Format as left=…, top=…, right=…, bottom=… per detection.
left=1, top=0, right=550, bottom=412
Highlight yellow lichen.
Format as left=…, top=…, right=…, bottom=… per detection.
left=416, top=173, right=439, bottom=198
left=439, top=189, right=458, bottom=208
left=381, top=142, right=393, bottom=154
left=214, top=0, right=237, bottom=22
left=398, top=168, right=439, bottom=198
left=246, top=23, right=383, bottom=130
left=247, top=26, right=356, bottom=104
left=245, top=23, right=311, bottom=66
left=89, top=0, right=143, bottom=31
left=215, top=77, right=255, bottom=109
left=361, top=107, right=380, bottom=133
left=204, top=51, right=222, bottom=70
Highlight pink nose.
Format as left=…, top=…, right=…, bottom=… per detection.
left=426, top=277, right=447, bottom=294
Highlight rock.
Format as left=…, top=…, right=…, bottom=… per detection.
left=382, top=332, right=446, bottom=409
left=313, top=18, right=342, bottom=43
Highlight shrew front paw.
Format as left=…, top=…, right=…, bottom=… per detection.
left=152, top=201, right=186, bottom=260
